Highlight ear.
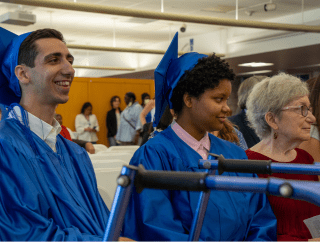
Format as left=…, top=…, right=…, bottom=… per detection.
left=183, top=93, right=193, bottom=108
left=14, top=65, right=30, bottom=85
left=265, top=112, right=279, bottom=130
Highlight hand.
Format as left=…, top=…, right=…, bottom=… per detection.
left=308, top=238, right=320, bottom=241
left=84, top=127, right=91, bottom=132
left=118, top=237, right=135, bottom=241
left=85, top=142, right=95, bottom=154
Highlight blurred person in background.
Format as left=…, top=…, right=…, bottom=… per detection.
left=75, top=102, right=99, bottom=144
left=246, top=73, right=320, bottom=241
left=212, top=117, right=248, bottom=150
left=141, top=92, right=150, bottom=109
left=116, top=92, right=143, bottom=145
left=106, top=95, right=121, bottom=146
left=229, top=76, right=267, bottom=148
left=139, top=98, right=155, bottom=145
left=55, top=113, right=95, bottom=154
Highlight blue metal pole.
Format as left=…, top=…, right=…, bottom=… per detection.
left=205, top=175, right=320, bottom=206
left=188, top=170, right=212, bottom=241
left=270, top=163, right=320, bottom=175
left=103, top=165, right=137, bottom=241
left=199, top=159, right=320, bottom=175
left=189, top=154, right=216, bottom=241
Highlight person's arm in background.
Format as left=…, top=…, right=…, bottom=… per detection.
left=134, top=105, right=144, bottom=144
left=139, top=100, right=155, bottom=126
left=72, top=139, right=95, bottom=154
left=92, top=114, right=99, bottom=133
left=75, top=115, right=86, bottom=134
left=106, top=111, right=113, bottom=136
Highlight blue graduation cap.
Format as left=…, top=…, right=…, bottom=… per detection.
left=153, top=32, right=207, bottom=127
left=0, top=27, right=31, bottom=106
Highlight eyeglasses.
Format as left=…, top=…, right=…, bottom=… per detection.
left=281, top=105, right=313, bottom=117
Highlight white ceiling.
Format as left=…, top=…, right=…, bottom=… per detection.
left=1, top=0, right=320, bottom=76
left=1, top=0, right=320, bottom=47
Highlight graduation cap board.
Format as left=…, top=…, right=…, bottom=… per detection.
left=153, top=32, right=207, bottom=127
left=0, top=27, right=31, bottom=106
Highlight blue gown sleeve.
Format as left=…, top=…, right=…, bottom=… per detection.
left=0, top=141, right=104, bottom=241
left=122, top=145, right=191, bottom=241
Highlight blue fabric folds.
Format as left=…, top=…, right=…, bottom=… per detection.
left=0, top=109, right=110, bottom=241
left=0, top=27, right=31, bottom=105
left=122, top=127, right=277, bottom=241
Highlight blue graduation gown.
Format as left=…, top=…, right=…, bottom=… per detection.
left=123, top=127, right=276, bottom=241
left=0, top=119, right=109, bottom=241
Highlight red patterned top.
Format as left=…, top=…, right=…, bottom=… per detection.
left=246, top=148, right=320, bottom=241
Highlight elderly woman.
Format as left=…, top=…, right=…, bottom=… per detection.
left=246, top=73, right=320, bottom=241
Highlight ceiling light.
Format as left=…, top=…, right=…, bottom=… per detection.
left=238, top=62, right=274, bottom=67
left=237, top=70, right=272, bottom=76
left=264, top=3, right=276, bottom=11
left=201, top=5, right=236, bottom=13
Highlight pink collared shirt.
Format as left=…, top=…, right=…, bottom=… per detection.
left=172, top=122, right=210, bottom=160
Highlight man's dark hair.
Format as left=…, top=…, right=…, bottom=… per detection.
left=170, top=54, right=235, bottom=115
left=81, top=102, right=92, bottom=114
left=125, top=92, right=136, bottom=102
left=18, top=28, right=65, bottom=68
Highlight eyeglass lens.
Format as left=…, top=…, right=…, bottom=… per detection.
left=302, top=105, right=312, bottom=117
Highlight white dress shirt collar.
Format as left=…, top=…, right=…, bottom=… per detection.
left=8, top=106, right=62, bottom=152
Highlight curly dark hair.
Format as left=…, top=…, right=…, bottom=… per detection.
left=170, top=54, right=235, bottom=115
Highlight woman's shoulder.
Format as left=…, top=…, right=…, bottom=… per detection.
left=245, top=148, right=266, bottom=159
left=295, top=148, right=314, bottom=164
left=131, top=129, right=180, bottom=168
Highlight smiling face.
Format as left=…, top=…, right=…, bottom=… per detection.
left=276, top=95, right=316, bottom=142
left=189, top=79, right=232, bottom=133
left=25, top=38, right=75, bottom=107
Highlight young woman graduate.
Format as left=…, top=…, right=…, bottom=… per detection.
left=122, top=33, right=277, bottom=241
